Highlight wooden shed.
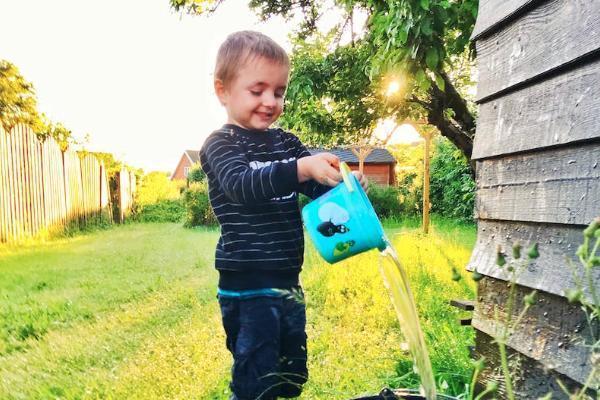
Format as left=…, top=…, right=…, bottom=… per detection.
left=309, top=148, right=397, bottom=186
left=467, top=0, right=600, bottom=397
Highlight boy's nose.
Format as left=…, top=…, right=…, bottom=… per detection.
left=262, top=92, right=277, bottom=107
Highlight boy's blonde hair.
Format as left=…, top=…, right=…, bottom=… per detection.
left=215, top=30, right=289, bottom=86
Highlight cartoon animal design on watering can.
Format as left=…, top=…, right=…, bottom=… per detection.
left=315, top=202, right=355, bottom=256
left=316, top=203, right=350, bottom=237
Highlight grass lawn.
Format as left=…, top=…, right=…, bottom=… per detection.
left=0, top=218, right=476, bottom=399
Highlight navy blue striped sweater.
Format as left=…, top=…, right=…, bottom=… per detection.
left=199, top=124, right=330, bottom=290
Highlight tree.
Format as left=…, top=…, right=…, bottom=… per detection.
left=170, top=0, right=478, bottom=159
left=0, top=60, right=41, bottom=133
left=1, top=59, right=80, bottom=150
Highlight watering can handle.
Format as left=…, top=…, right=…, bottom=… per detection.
left=340, top=162, right=355, bottom=193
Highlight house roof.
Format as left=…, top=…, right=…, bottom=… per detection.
left=184, top=150, right=201, bottom=164
left=308, top=147, right=396, bottom=164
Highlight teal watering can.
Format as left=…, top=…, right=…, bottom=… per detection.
left=301, top=162, right=387, bottom=264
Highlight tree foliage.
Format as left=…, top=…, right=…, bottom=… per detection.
left=280, top=38, right=385, bottom=146
left=0, top=59, right=79, bottom=150
left=0, top=60, right=40, bottom=133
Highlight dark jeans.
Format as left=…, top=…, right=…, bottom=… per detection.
left=219, top=290, right=308, bottom=400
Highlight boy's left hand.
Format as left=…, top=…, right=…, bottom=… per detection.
left=352, top=171, right=369, bottom=192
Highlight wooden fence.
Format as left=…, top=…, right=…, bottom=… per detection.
left=0, top=124, right=136, bottom=244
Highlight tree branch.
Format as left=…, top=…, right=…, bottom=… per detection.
left=434, top=71, right=476, bottom=138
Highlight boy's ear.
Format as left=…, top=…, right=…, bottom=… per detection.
left=214, top=79, right=228, bottom=106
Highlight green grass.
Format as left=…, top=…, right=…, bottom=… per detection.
left=0, top=218, right=476, bottom=399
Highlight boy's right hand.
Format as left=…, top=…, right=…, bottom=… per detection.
left=297, top=153, right=342, bottom=186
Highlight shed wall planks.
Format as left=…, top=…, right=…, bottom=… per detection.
left=467, top=220, right=599, bottom=301
left=475, top=0, right=600, bottom=102
left=470, top=0, right=600, bottom=395
left=473, top=59, right=600, bottom=160
left=475, top=142, right=600, bottom=225
left=471, top=0, right=539, bottom=40
left=473, top=330, right=594, bottom=398
left=474, top=277, right=598, bottom=387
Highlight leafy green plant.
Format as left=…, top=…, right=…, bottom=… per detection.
left=186, top=163, right=206, bottom=185
left=136, top=171, right=182, bottom=206
left=133, top=199, right=186, bottom=223
left=367, top=183, right=413, bottom=219
left=182, top=182, right=217, bottom=227
left=132, top=171, right=185, bottom=223
left=430, top=138, right=475, bottom=221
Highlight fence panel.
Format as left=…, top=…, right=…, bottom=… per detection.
left=0, top=126, right=9, bottom=242
left=0, top=124, right=134, bottom=244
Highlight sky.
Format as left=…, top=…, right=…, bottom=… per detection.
left=0, top=0, right=420, bottom=173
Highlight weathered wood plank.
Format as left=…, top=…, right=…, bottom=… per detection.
left=467, top=220, right=599, bottom=301
left=476, top=143, right=600, bottom=188
left=473, top=59, right=600, bottom=160
left=471, top=0, right=539, bottom=41
left=12, top=127, right=25, bottom=241
left=476, top=143, right=600, bottom=225
left=4, top=128, right=17, bottom=242
left=475, top=142, right=600, bottom=225
left=475, top=0, right=600, bottom=102
left=473, top=277, right=598, bottom=388
left=473, top=330, right=593, bottom=399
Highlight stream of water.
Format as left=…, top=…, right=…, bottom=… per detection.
left=379, top=237, right=437, bottom=399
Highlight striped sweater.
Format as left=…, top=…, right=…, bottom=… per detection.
left=199, top=124, right=330, bottom=290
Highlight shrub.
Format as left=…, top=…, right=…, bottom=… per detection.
left=133, top=199, right=186, bottom=223
left=429, top=138, right=475, bottom=221
left=182, top=182, right=217, bottom=227
left=136, top=171, right=181, bottom=206
left=186, top=163, right=206, bottom=185
left=367, top=183, right=407, bottom=219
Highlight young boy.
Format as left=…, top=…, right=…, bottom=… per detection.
left=200, top=30, right=368, bottom=400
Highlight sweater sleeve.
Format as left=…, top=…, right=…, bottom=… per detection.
left=200, top=132, right=299, bottom=204
left=282, top=131, right=332, bottom=200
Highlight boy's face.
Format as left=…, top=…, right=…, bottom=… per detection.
left=215, top=56, right=289, bottom=131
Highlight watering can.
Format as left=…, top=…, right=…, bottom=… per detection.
left=301, top=162, right=387, bottom=264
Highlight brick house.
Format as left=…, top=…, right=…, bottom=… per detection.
left=171, top=147, right=397, bottom=185
left=170, top=150, right=200, bottom=180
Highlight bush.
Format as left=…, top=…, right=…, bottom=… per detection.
left=367, top=183, right=407, bottom=219
left=136, top=171, right=181, bottom=206
left=133, top=199, right=186, bottom=223
left=186, top=163, right=206, bottom=185
left=429, top=138, right=475, bottom=221
left=182, top=182, right=217, bottom=227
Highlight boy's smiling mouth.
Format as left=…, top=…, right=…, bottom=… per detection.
left=255, top=111, right=274, bottom=120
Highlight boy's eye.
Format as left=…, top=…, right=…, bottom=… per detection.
left=250, top=90, right=262, bottom=96
left=275, top=92, right=285, bottom=98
